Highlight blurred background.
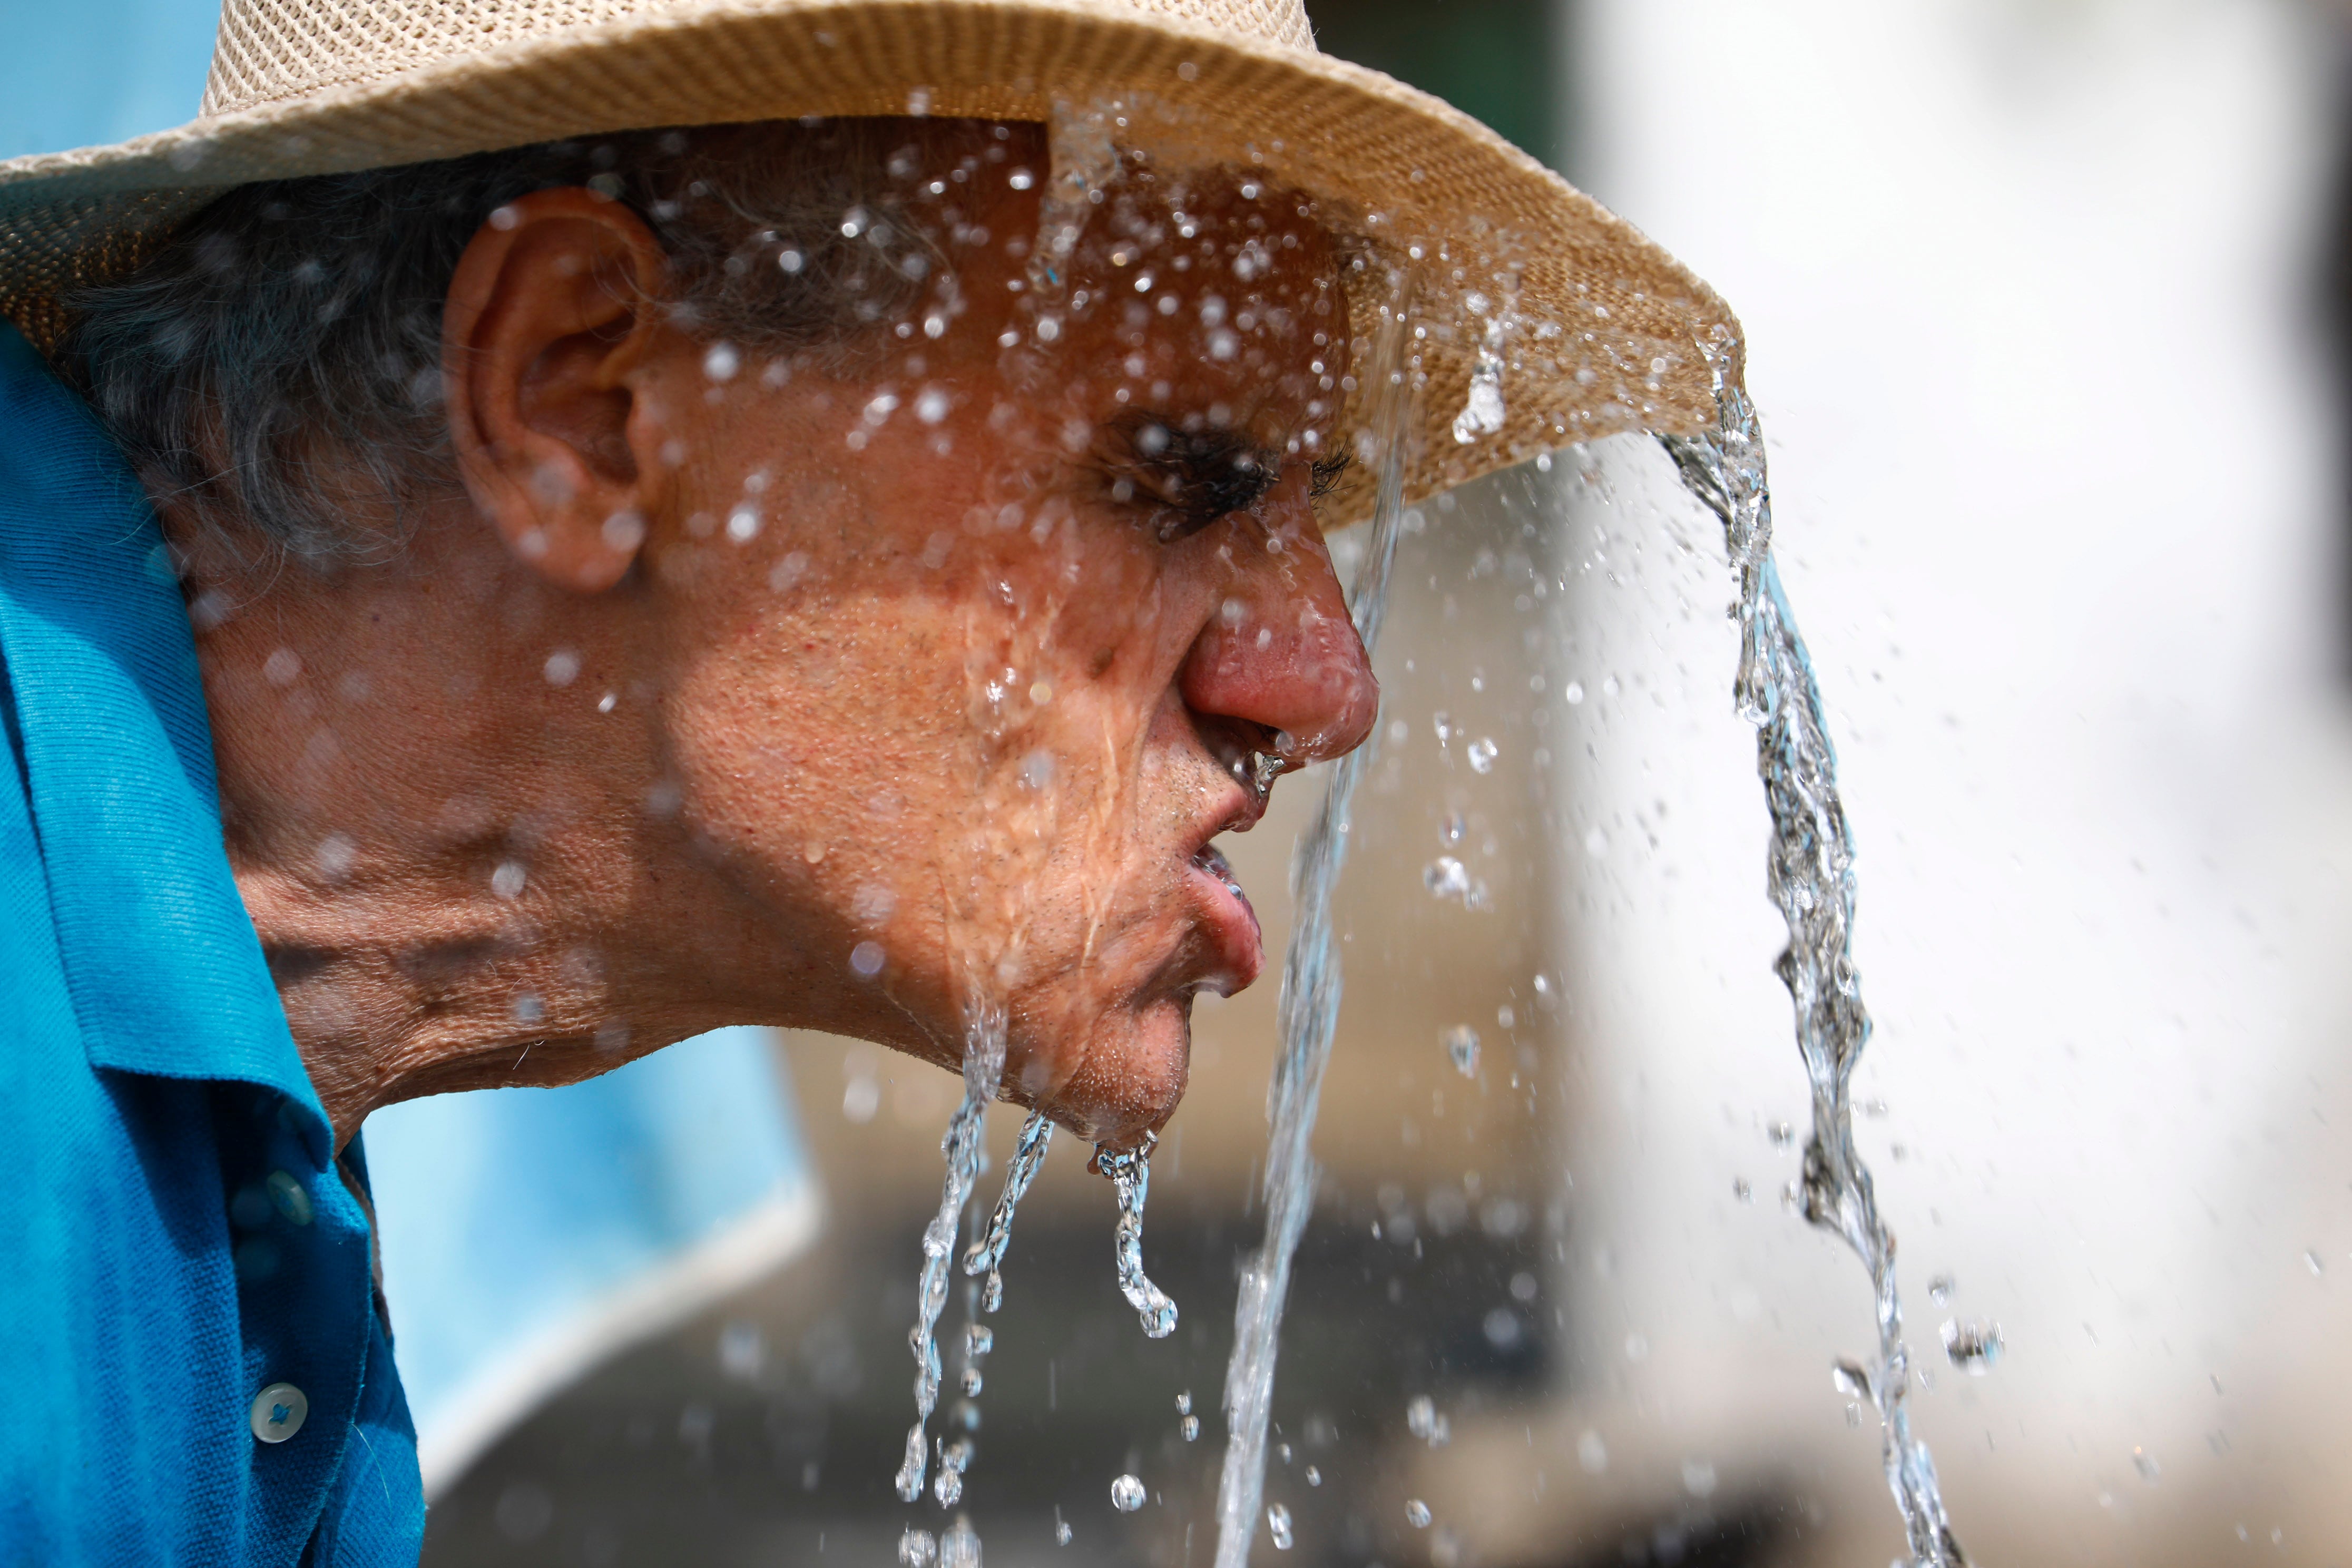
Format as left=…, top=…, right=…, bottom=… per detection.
left=13, top=0, right=2352, bottom=1562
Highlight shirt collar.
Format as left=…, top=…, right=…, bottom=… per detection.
left=0, top=322, right=332, bottom=1165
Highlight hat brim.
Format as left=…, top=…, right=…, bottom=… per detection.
left=0, top=0, right=1737, bottom=521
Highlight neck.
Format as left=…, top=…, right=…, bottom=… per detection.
left=173, top=506, right=802, bottom=1148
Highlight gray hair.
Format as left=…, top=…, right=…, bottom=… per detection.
left=63, top=119, right=997, bottom=564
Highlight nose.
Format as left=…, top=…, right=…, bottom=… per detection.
left=1178, top=488, right=1379, bottom=766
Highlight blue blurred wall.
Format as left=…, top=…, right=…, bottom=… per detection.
left=0, top=0, right=218, bottom=158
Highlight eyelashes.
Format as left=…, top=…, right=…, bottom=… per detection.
left=1101, top=419, right=1354, bottom=542
left=1308, top=445, right=1354, bottom=502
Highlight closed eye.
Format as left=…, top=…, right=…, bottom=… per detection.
left=1099, top=418, right=1281, bottom=542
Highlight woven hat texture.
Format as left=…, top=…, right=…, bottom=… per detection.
left=0, top=0, right=1740, bottom=512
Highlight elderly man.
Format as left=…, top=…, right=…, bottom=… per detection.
left=0, top=0, right=1729, bottom=1559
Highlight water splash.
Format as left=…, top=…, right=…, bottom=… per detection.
left=1452, top=312, right=1507, bottom=446
left=1094, top=1136, right=1177, bottom=1338
left=963, top=1110, right=1056, bottom=1312
left=1211, top=275, right=1417, bottom=1568
left=1033, top=100, right=1122, bottom=298
left=895, top=1006, right=1010, bottom=1503
left=1660, top=338, right=1971, bottom=1568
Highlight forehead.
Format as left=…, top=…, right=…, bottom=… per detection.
left=945, top=142, right=1347, bottom=441
left=748, top=120, right=1350, bottom=447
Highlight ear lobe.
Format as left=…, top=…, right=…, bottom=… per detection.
left=441, top=189, right=669, bottom=593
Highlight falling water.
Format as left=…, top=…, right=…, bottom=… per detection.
left=1660, top=337, right=1971, bottom=1568
left=895, top=1006, right=1010, bottom=1503
left=963, top=1109, right=1056, bottom=1312
left=1210, top=285, right=1416, bottom=1568
left=1094, top=1136, right=1177, bottom=1337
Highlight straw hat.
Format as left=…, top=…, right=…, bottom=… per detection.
left=0, top=0, right=1739, bottom=511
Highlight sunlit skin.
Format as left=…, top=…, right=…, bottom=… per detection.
left=174, top=121, right=1378, bottom=1153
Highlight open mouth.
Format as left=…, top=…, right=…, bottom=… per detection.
left=1191, top=841, right=1253, bottom=920
left=1184, top=839, right=1264, bottom=994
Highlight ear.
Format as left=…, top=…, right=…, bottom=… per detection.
left=441, top=189, right=669, bottom=593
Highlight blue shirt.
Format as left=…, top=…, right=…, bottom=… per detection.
left=0, top=321, right=426, bottom=1564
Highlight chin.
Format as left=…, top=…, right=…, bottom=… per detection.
left=1022, top=986, right=1195, bottom=1149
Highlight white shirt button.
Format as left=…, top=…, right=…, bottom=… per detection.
left=250, top=1382, right=308, bottom=1443
left=264, top=1170, right=313, bottom=1226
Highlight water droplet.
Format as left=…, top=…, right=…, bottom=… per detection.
left=850, top=941, right=886, bottom=978
left=1927, top=1274, right=1955, bottom=1307
left=1406, top=1395, right=1436, bottom=1440
left=315, top=833, right=356, bottom=881
left=1267, top=1504, right=1293, bottom=1550
left=1732, top=1177, right=1752, bottom=1203
left=542, top=649, right=580, bottom=687
left=1054, top=1515, right=1072, bottom=1546
left=1941, top=1317, right=2003, bottom=1375
left=1305, top=1465, right=1321, bottom=1486
left=938, top=1515, right=981, bottom=1568
left=1008, top=168, right=1034, bottom=191
left=1175, top=1391, right=1191, bottom=1415
left=1681, top=1460, right=1718, bottom=1498
left=1831, top=1359, right=1873, bottom=1401
left=1495, top=1004, right=1515, bottom=1030
left=702, top=342, right=740, bottom=383
left=1432, top=711, right=1453, bottom=748
left=1405, top=1500, right=1432, bottom=1529
left=1583, top=827, right=1608, bottom=857
left=1443, top=1025, right=1479, bottom=1078
left=1423, top=857, right=1471, bottom=900
left=1576, top=1429, right=1608, bottom=1474
left=1482, top=1308, right=1522, bottom=1349
left=1563, top=679, right=1585, bottom=705
left=933, top=1437, right=971, bottom=1505
left=916, top=387, right=952, bottom=425
left=1181, top=1414, right=1199, bottom=1442
left=1466, top=737, right=1499, bottom=774
left=2305, top=1249, right=2326, bottom=1278
left=1768, top=1120, right=1795, bottom=1150
left=899, top=1527, right=937, bottom=1567
left=1440, top=811, right=1465, bottom=845
left=2133, top=1446, right=2161, bottom=1484
left=491, top=860, right=526, bottom=900
left=1110, top=1474, right=1145, bottom=1512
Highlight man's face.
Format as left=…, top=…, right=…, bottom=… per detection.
left=629, top=132, right=1375, bottom=1144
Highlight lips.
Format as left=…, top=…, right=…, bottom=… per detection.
left=1192, top=841, right=1253, bottom=919
left=1185, top=839, right=1263, bottom=993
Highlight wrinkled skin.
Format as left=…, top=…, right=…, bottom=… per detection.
left=183, top=121, right=1378, bottom=1152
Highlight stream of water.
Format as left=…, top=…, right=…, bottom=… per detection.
left=895, top=1006, right=1009, bottom=1505
left=1661, top=338, right=1971, bottom=1568
left=1209, top=285, right=1417, bottom=1568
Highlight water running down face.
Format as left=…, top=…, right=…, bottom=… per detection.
left=429, top=122, right=1379, bottom=1148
